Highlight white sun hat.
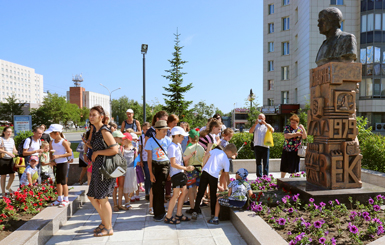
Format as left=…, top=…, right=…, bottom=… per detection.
left=44, top=124, right=63, bottom=134
left=171, top=126, right=189, bottom=137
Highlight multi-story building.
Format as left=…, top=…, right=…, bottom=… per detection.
left=359, top=0, right=385, bottom=132
left=262, top=0, right=360, bottom=131
left=0, top=59, right=44, bottom=104
left=66, top=89, right=110, bottom=115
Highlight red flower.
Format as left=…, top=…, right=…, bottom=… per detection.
left=244, top=142, right=247, bottom=145
left=1, top=214, right=7, bottom=218
left=24, top=206, right=28, bottom=211
left=195, top=128, right=200, bottom=132
left=0, top=220, right=3, bottom=223
left=28, top=191, right=34, bottom=196
left=33, top=203, right=37, bottom=207
left=42, top=187, right=46, bottom=191
left=39, top=203, right=43, bottom=206
left=41, top=139, right=44, bottom=141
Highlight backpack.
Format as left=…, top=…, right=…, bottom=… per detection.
left=124, top=119, right=137, bottom=132
left=17, top=136, right=41, bottom=157
left=99, top=143, right=127, bottom=181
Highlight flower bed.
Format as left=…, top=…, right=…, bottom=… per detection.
left=248, top=175, right=385, bottom=244
left=0, top=179, right=58, bottom=241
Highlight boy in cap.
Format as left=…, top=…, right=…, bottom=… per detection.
left=208, top=168, right=252, bottom=224
left=164, top=127, right=194, bottom=224
left=191, top=143, right=238, bottom=220
left=144, top=120, right=172, bottom=221
left=20, top=155, right=39, bottom=186
left=111, top=130, right=124, bottom=212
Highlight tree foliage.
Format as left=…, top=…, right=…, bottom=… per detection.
left=162, top=31, right=193, bottom=118
left=0, top=94, right=25, bottom=122
left=244, top=95, right=261, bottom=128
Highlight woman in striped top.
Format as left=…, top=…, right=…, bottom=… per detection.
left=198, top=119, right=222, bottom=153
left=0, top=126, right=17, bottom=196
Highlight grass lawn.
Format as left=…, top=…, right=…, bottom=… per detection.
left=70, top=142, right=79, bottom=159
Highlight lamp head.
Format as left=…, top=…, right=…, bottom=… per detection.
left=141, top=44, right=148, bottom=54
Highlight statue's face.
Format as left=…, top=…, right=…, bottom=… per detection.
left=318, top=14, right=330, bottom=35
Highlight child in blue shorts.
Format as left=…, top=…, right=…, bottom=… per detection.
left=208, top=168, right=252, bottom=225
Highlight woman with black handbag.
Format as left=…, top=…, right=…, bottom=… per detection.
left=87, top=106, right=119, bottom=237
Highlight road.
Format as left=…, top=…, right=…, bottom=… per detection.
left=63, top=132, right=82, bottom=143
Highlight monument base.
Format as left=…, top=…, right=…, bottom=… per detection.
left=277, top=178, right=385, bottom=205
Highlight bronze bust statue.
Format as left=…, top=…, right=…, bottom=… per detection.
left=315, top=7, right=357, bottom=66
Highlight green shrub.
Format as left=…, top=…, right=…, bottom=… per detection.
left=230, top=132, right=313, bottom=159
left=13, top=130, right=34, bottom=150
left=360, top=134, right=385, bottom=172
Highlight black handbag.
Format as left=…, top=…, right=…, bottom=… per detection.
left=99, top=143, right=127, bottom=181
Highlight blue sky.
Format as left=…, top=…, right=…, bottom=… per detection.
left=0, top=0, right=263, bottom=114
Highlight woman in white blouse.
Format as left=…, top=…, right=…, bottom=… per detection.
left=0, top=126, right=18, bottom=196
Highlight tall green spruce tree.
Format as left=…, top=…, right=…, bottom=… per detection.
left=162, top=31, right=193, bottom=118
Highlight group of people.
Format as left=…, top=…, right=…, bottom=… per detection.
left=0, top=105, right=308, bottom=237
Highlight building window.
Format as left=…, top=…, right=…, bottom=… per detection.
left=375, top=14, right=381, bottom=30
left=282, top=42, right=290, bottom=55
left=295, top=7, right=298, bottom=23
left=268, top=42, right=274, bottom=52
left=366, top=78, right=373, bottom=96
left=295, top=61, right=298, bottom=77
left=268, top=80, right=274, bottom=90
left=294, top=88, right=298, bottom=103
left=268, top=98, right=274, bottom=106
left=268, top=61, right=274, bottom=71
left=282, top=91, right=289, bottom=104
left=268, top=23, right=274, bottom=33
left=330, top=0, right=343, bottom=5
left=368, top=13, right=374, bottom=31
left=283, top=0, right=290, bottom=6
left=282, top=66, right=289, bottom=80
left=295, top=35, right=298, bottom=50
left=268, top=4, right=274, bottom=14
left=282, top=17, right=290, bottom=31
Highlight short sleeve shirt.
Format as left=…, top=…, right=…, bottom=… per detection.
left=40, top=152, right=50, bottom=172
left=168, top=143, right=183, bottom=177
left=202, top=149, right=230, bottom=178
left=283, top=125, right=302, bottom=152
left=139, top=134, right=148, bottom=161
left=23, top=137, right=41, bottom=152
left=1, top=137, right=15, bottom=159
left=20, top=166, right=38, bottom=186
left=144, top=136, right=172, bottom=162
left=228, top=180, right=251, bottom=201
left=183, top=143, right=205, bottom=167
left=198, top=134, right=215, bottom=151
left=253, top=124, right=270, bottom=148
left=145, top=127, right=156, bottom=138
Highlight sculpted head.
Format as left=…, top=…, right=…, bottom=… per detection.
left=318, top=7, right=343, bottom=35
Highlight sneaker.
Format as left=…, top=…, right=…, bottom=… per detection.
left=135, top=196, right=140, bottom=201
left=139, top=186, right=145, bottom=192
left=200, top=202, right=208, bottom=207
left=149, top=207, right=154, bottom=215
left=58, top=201, right=69, bottom=208
left=208, top=218, right=219, bottom=225
left=183, top=201, right=190, bottom=206
left=191, top=212, right=198, bottom=220
left=52, top=200, right=61, bottom=206
left=130, top=198, right=136, bottom=203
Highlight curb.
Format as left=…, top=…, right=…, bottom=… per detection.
left=0, top=186, right=88, bottom=245
left=230, top=209, right=288, bottom=245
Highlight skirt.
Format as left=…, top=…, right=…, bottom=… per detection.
left=280, top=149, right=300, bottom=173
left=0, top=158, right=15, bottom=175
left=124, top=167, right=137, bottom=194
left=136, top=165, right=145, bottom=183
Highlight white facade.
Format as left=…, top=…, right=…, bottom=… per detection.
left=0, top=59, right=44, bottom=104
left=83, top=91, right=110, bottom=115
left=263, top=0, right=360, bottom=108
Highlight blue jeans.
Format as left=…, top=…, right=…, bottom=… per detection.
left=254, top=146, right=270, bottom=177
left=142, top=161, right=151, bottom=195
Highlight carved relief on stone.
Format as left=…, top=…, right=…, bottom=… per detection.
left=334, top=91, right=355, bottom=113
left=312, top=97, right=324, bottom=118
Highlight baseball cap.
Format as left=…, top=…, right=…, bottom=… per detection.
left=122, top=132, right=133, bottom=141
left=30, top=155, right=39, bottom=162
left=171, top=126, right=188, bottom=136
left=126, top=109, right=134, bottom=113
left=189, top=128, right=200, bottom=139
left=236, top=168, right=249, bottom=180
left=112, top=131, right=124, bottom=138
left=130, top=133, right=138, bottom=140
left=44, top=124, right=63, bottom=134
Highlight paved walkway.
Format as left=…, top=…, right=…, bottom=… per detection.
left=45, top=173, right=285, bottom=245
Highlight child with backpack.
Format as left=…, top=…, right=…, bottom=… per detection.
left=164, top=127, right=194, bottom=224
left=45, top=124, right=72, bottom=208
left=208, top=168, right=252, bottom=224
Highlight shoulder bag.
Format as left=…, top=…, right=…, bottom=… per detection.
left=99, top=141, right=127, bottom=181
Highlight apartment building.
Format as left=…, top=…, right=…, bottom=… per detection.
left=0, top=59, right=44, bottom=104
left=262, top=0, right=360, bottom=131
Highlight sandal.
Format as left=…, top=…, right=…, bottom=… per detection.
left=93, top=223, right=104, bottom=233
left=94, top=227, right=113, bottom=237
left=164, top=216, right=180, bottom=224
left=113, top=205, right=119, bottom=212
left=118, top=205, right=129, bottom=210
left=124, top=203, right=132, bottom=209
left=176, top=214, right=191, bottom=222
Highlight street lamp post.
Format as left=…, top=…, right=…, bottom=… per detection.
left=141, top=44, right=148, bottom=123
left=100, top=83, right=121, bottom=121
left=248, top=89, right=254, bottom=113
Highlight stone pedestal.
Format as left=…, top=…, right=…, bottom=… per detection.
left=306, top=62, right=362, bottom=190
